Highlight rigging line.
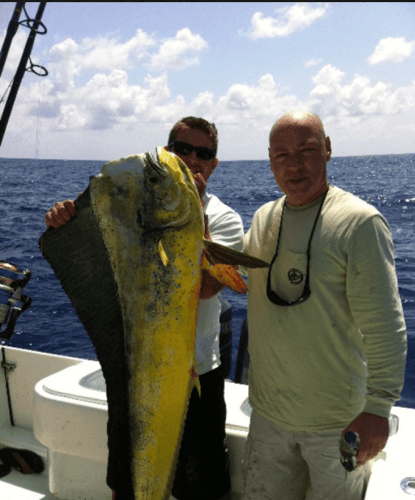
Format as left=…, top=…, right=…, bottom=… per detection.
left=35, top=80, right=41, bottom=159
left=0, top=2, right=26, bottom=80
left=0, top=2, right=48, bottom=148
left=0, top=78, right=14, bottom=105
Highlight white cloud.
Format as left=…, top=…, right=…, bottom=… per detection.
left=308, top=64, right=415, bottom=119
left=46, top=30, right=155, bottom=91
left=150, top=28, right=208, bottom=71
left=59, top=70, right=174, bottom=130
left=3, top=27, right=207, bottom=133
left=215, top=74, right=301, bottom=125
left=13, top=55, right=415, bottom=144
left=58, top=103, right=88, bottom=130
left=145, top=95, right=186, bottom=123
left=305, top=57, right=323, bottom=67
left=310, top=64, right=345, bottom=96
left=3, top=24, right=415, bottom=160
left=47, top=38, right=80, bottom=90
left=15, top=27, right=207, bottom=131
left=79, top=29, right=155, bottom=69
left=368, top=37, right=415, bottom=65
left=189, top=91, right=216, bottom=115
left=249, top=3, right=328, bottom=40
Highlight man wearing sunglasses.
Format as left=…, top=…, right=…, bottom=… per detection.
left=242, top=110, right=407, bottom=500
left=164, top=117, right=243, bottom=500
left=45, top=116, right=243, bottom=500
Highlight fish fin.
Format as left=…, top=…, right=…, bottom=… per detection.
left=195, top=377, right=201, bottom=397
left=201, top=255, right=248, bottom=294
left=203, top=239, right=269, bottom=268
left=158, top=238, right=169, bottom=267
left=189, top=365, right=201, bottom=397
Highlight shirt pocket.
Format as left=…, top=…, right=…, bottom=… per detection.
left=270, top=246, right=307, bottom=304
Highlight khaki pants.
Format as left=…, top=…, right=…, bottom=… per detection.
left=242, top=411, right=369, bottom=500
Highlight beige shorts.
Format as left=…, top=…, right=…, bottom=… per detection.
left=242, top=411, right=370, bottom=500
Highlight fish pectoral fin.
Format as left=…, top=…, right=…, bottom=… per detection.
left=203, top=239, right=269, bottom=268
left=195, top=377, right=201, bottom=397
left=188, top=364, right=201, bottom=397
left=201, top=255, right=247, bottom=294
left=158, top=238, right=169, bottom=267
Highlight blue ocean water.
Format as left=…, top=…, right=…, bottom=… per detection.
left=0, top=154, right=414, bottom=407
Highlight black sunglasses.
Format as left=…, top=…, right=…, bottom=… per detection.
left=168, top=141, right=215, bottom=161
left=267, top=192, right=327, bottom=307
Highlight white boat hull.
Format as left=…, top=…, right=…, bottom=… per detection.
left=0, top=346, right=414, bottom=499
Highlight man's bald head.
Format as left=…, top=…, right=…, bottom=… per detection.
left=268, top=110, right=331, bottom=206
left=269, top=111, right=326, bottom=143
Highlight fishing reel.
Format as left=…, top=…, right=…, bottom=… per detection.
left=0, top=261, right=32, bottom=340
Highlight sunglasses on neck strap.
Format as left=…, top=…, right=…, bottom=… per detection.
left=267, top=191, right=327, bottom=307
left=168, top=141, right=216, bottom=161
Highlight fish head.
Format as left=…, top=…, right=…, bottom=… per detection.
left=90, top=147, right=203, bottom=231
left=91, top=148, right=202, bottom=232
left=142, top=147, right=202, bottom=230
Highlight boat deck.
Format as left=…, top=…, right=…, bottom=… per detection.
left=0, top=423, right=53, bottom=500
left=1, top=406, right=413, bottom=500
left=0, top=468, right=56, bottom=500
left=0, top=451, right=243, bottom=500
left=0, top=466, right=241, bottom=500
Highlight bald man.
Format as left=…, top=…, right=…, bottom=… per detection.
left=242, top=111, right=407, bottom=499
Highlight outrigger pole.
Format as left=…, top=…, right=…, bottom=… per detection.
left=0, top=2, right=48, bottom=147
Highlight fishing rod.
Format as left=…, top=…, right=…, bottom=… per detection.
left=0, top=2, right=48, bottom=147
left=0, top=2, right=45, bottom=342
left=0, top=2, right=25, bottom=79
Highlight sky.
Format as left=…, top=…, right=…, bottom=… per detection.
left=1, top=2, right=414, bottom=161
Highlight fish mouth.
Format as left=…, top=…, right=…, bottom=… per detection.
left=145, top=149, right=169, bottom=179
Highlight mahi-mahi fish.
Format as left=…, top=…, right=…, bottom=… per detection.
left=39, top=147, right=268, bottom=500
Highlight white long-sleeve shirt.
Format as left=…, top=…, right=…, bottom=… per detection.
left=244, top=185, right=407, bottom=432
